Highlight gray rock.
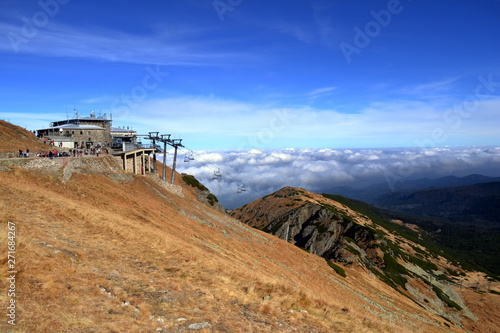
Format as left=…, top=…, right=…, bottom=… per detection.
left=188, top=322, right=211, bottom=330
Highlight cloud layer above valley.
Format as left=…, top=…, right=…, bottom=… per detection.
left=176, top=146, right=500, bottom=209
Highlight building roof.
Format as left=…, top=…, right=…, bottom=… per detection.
left=56, top=116, right=109, bottom=121
left=73, top=116, right=108, bottom=121
left=50, top=115, right=111, bottom=127
left=39, top=124, right=105, bottom=131
left=111, top=127, right=136, bottom=133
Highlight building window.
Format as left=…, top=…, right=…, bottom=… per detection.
left=88, top=131, right=91, bottom=135
left=80, top=131, right=83, bottom=135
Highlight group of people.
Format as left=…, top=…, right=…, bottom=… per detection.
left=19, top=148, right=67, bottom=159
left=33, top=149, right=108, bottom=158
left=35, top=150, right=70, bottom=158
left=18, top=141, right=109, bottom=159
left=18, top=148, right=107, bottom=159
left=19, top=149, right=30, bottom=157
left=69, top=148, right=107, bottom=157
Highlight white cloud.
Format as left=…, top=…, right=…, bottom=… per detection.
left=5, top=84, right=500, bottom=149
left=0, top=22, right=253, bottom=66
left=394, top=78, right=460, bottom=97
left=107, top=93, right=500, bottom=149
left=7, top=93, right=500, bottom=151
left=196, top=152, right=225, bottom=163
left=176, top=146, right=500, bottom=209
left=308, top=86, right=337, bottom=99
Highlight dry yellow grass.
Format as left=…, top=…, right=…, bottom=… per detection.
left=0, top=120, right=53, bottom=155
left=0, top=166, right=470, bottom=332
left=0, top=121, right=497, bottom=332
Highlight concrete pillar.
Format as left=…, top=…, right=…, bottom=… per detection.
left=162, top=141, right=167, bottom=181
left=141, top=152, right=145, bottom=175
left=171, top=146, right=178, bottom=184
left=152, top=140, right=157, bottom=174
left=133, top=152, right=137, bottom=174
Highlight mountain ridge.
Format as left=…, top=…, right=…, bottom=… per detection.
left=232, top=185, right=500, bottom=330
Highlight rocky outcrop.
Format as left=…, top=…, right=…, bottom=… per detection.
left=231, top=186, right=485, bottom=327
left=232, top=187, right=382, bottom=267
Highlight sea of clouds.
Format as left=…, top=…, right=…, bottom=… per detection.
left=175, top=146, right=500, bottom=209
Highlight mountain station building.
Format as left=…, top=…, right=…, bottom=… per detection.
left=37, top=111, right=137, bottom=150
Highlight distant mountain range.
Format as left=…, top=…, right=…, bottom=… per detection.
left=376, top=182, right=500, bottom=230
left=386, top=174, right=500, bottom=191
left=327, top=174, right=500, bottom=230
left=327, top=174, right=500, bottom=205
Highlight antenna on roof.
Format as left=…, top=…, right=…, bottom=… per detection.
left=74, top=108, right=79, bottom=118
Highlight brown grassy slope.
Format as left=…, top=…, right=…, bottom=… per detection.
left=0, top=121, right=495, bottom=332
left=0, top=166, right=472, bottom=332
left=0, top=120, right=49, bottom=155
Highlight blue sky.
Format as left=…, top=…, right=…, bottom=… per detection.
left=1, top=0, right=500, bottom=150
